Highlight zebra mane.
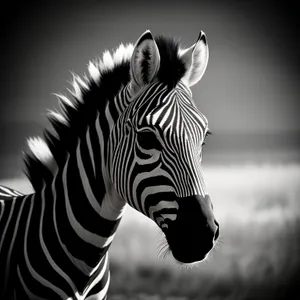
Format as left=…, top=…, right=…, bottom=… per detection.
left=24, top=34, right=186, bottom=191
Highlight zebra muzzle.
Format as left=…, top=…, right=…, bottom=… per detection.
left=164, top=194, right=219, bottom=263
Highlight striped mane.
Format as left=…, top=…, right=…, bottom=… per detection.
left=24, top=35, right=186, bottom=191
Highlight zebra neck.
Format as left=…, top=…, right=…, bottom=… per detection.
left=49, top=123, right=126, bottom=276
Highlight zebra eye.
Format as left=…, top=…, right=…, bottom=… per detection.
left=137, top=131, right=161, bottom=150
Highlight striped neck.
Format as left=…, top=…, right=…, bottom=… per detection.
left=39, top=102, right=127, bottom=292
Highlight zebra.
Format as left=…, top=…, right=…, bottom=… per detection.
left=0, top=30, right=219, bottom=299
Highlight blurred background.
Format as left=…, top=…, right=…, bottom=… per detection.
left=1, top=0, right=300, bottom=299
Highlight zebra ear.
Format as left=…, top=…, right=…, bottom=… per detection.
left=130, top=30, right=160, bottom=91
left=180, top=31, right=209, bottom=87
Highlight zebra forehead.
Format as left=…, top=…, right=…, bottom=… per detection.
left=145, top=107, right=207, bottom=128
left=139, top=87, right=208, bottom=133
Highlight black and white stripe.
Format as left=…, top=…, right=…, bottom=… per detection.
left=0, top=186, right=23, bottom=199
left=0, top=153, right=115, bottom=299
left=0, top=113, right=122, bottom=299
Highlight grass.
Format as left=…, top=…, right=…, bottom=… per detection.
left=1, top=163, right=300, bottom=299
left=108, top=163, right=300, bottom=299
left=107, top=217, right=300, bottom=299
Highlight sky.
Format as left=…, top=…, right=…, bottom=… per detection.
left=0, top=0, right=299, bottom=175
left=1, top=0, right=299, bottom=132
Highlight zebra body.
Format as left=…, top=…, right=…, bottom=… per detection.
left=0, top=185, right=112, bottom=300
left=0, top=30, right=219, bottom=299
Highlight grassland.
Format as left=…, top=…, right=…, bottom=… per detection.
left=109, top=163, right=300, bottom=299
left=1, top=163, right=300, bottom=299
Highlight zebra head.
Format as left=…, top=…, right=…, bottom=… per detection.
left=109, top=30, right=219, bottom=264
